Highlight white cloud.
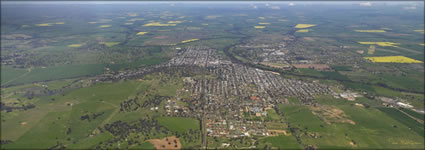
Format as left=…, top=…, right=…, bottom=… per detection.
left=289, top=2, right=295, bottom=6
left=270, top=6, right=280, bottom=10
left=404, top=6, right=417, bottom=10
left=360, top=2, right=372, bottom=7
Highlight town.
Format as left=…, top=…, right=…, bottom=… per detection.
left=95, top=46, right=334, bottom=139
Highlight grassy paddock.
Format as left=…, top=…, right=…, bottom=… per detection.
left=156, top=117, right=200, bottom=134
left=4, top=64, right=105, bottom=86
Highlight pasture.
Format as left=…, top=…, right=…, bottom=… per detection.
left=3, top=64, right=105, bottom=86
left=257, top=135, right=302, bottom=149
left=156, top=117, right=200, bottom=134
left=278, top=104, right=425, bottom=149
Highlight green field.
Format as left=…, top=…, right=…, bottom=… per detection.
left=134, top=142, right=156, bottom=149
left=1, top=80, right=154, bottom=149
left=400, top=108, right=425, bottom=121
left=265, top=109, right=283, bottom=122
left=3, top=111, right=72, bottom=149
left=2, top=64, right=105, bottom=86
left=156, top=117, right=200, bottom=134
left=258, top=135, right=302, bottom=149
left=1, top=66, right=28, bottom=84
left=377, top=107, right=424, bottom=137
left=278, top=104, right=424, bottom=149
left=108, top=57, right=169, bottom=71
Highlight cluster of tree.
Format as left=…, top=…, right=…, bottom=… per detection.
left=119, top=97, right=141, bottom=112
left=104, top=120, right=136, bottom=138
left=175, top=129, right=200, bottom=145
left=104, top=118, right=161, bottom=138
left=141, top=95, right=169, bottom=108
left=273, top=106, right=306, bottom=148
left=289, top=127, right=305, bottom=148
left=23, top=88, right=60, bottom=99
left=228, top=136, right=251, bottom=146
left=47, top=141, right=66, bottom=150
left=0, top=102, right=35, bottom=112
left=0, top=140, right=13, bottom=145
left=80, top=112, right=105, bottom=122
left=164, top=137, right=179, bottom=148
left=66, top=128, right=72, bottom=135
left=98, top=118, right=169, bottom=149
left=1, top=52, right=33, bottom=68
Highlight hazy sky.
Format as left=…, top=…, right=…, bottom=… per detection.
left=1, top=1, right=423, bottom=5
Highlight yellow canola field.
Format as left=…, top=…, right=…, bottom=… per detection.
left=35, top=24, right=51, bottom=27
left=55, top=22, right=65, bottom=25
left=294, top=24, right=316, bottom=28
left=258, top=22, right=270, bottom=25
left=163, top=43, right=177, bottom=46
left=144, top=22, right=176, bottom=27
left=202, top=23, right=209, bottom=26
left=67, top=44, right=82, bottom=48
left=296, top=29, right=309, bottom=33
left=358, top=42, right=400, bottom=47
left=99, top=19, right=112, bottom=22
left=419, top=43, right=425, bottom=46
left=364, top=56, right=422, bottom=63
left=99, top=42, right=120, bottom=47
left=355, top=30, right=386, bottom=33
left=136, top=32, right=148, bottom=35
left=254, top=26, right=265, bottom=29
left=367, top=45, right=375, bottom=54
left=128, top=18, right=144, bottom=22
left=258, top=17, right=265, bottom=20
left=414, top=30, right=424, bottom=33
left=168, top=21, right=183, bottom=24
left=206, top=16, right=219, bottom=19
left=99, top=25, right=112, bottom=28
left=181, top=39, right=199, bottom=43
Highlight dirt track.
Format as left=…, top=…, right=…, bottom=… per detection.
left=148, top=136, right=181, bottom=150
